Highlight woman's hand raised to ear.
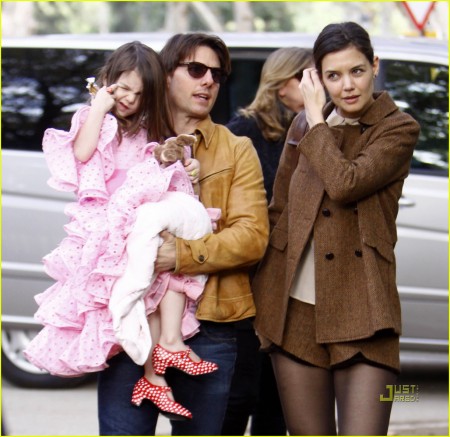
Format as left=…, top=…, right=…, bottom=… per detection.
left=300, top=68, right=326, bottom=128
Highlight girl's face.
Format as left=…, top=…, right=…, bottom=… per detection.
left=321, top=45, right=379, bottom=118
left=113, top=69, right=143, bottom=118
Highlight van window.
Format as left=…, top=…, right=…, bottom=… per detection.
left=212, top=51, right=269, bottom=124
left=2, top=47, right=110, bottom=152
left=380, top=59, right=449, bottom=176
left=3, top=46, right=448, bottom=179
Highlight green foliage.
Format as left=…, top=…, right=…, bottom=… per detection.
left=14, top=1, right=423, bottom=36
left=109, top=2, right=167, bottom=32
left=253, top=1, right=294, bottom=31
left=34, top=2, right=100, bottom=34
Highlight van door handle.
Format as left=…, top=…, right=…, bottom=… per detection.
left=399, top=195, right=416, bottom=207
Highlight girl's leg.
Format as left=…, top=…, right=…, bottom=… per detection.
left=158, top=289, right=188, bottom=351
left=132, top=305, right=193, bottom=421
left=334, top=362, right=398, bottom=435
left=157, top=289, right=203, bottom=362
left=143, top=289, right=202, bottom=386
left=145, top=309, right=168, bottom=386
left=271, top=351, right=337, bottom=436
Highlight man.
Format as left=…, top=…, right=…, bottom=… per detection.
left=98, top=33, right=269, bottom=436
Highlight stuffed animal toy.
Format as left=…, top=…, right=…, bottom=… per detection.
left=153, top=134, right=196, bottom=167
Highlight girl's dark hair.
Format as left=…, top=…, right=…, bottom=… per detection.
left=159, top=33, right=231, bottom=77
left=98, top=41, right=173, bottom=142
left=313, top=22, right=374, bottom=76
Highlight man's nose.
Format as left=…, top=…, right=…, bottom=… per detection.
left=200, top=69, right=215, bottom=86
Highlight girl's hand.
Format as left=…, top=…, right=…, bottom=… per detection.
left=184, top=158, right=200, bottom=185
left=300, top=68, right=326, bottom=127
left=74, top=83, right=119, bottom=163
left=90, top=84, right=118, bottom=115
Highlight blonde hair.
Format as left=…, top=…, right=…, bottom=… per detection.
left=239, top=47, right=312, bottom=142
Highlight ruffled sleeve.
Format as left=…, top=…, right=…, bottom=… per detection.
left=42, top=106, right=118, bottom=204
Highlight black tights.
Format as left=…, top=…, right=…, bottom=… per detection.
left=271, top=352, right=398, bottom=436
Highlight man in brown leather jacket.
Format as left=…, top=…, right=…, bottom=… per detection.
left=98, top=33, right=269, bottom=436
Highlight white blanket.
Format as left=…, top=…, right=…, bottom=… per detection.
left=109, top=191, right=213, bottom=365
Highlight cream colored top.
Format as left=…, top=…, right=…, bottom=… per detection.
left=289, top=109, right=360, bottom=305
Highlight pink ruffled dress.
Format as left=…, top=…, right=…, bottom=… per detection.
left=24, top=106, right=209, bottom=377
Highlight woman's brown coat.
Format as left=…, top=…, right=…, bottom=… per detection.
left=253, top=92, right=420, bottom=345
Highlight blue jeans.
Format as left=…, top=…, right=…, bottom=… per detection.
left=221, top=320, right=286, bottom=436
left=98, top=321, right=237, bottom=436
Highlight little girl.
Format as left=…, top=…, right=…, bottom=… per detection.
left=24, top=41, right=218, bottom=420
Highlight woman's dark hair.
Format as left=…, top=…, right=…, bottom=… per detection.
left=98, top=41, right=173, bottom=142
left=159, top=33, right=231, bottom=77
left=313, top=22, right=374, bottom=76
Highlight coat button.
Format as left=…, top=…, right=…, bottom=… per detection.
left=198, top=255, right=205, bottom=262
left=355, top=250, right=363, bottom=258
left=325, top=252, right=334, bottom=260
left=322, top=208, right=331, bottom=217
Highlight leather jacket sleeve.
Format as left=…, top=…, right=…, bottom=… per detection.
left=174, top=135, right=269, bottom=275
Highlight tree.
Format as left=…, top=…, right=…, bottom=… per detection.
left=2, top=1, right=36, bottom=36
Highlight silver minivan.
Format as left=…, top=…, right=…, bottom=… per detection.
left=2, top=32, right=448, bottom=387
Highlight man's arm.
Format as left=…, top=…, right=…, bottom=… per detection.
left=156, top=137, right=269, bottom=275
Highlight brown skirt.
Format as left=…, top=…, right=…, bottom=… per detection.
left=280, top=298, right=400, bottom=373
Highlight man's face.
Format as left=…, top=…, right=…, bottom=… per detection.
left=167, top=45, right=222, bottom=121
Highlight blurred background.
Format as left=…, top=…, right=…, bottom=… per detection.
left=2, top=0, right=448, bottom=39
left=1, top=1, right=448, bottom=436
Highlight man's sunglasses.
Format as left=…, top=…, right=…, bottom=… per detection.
left=178, top=62, right=228, bottom=84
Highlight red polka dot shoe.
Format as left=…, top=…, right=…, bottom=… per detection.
left=131, top=377, right=192, bottom=421
left=152, top=343, right=219, bottom=376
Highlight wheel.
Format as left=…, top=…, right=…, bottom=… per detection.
left=1, top=328, right=93, bottom=388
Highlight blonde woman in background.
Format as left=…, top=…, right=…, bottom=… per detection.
left=223, top=47, right=313, bottom=436
left=227, top=47, right=313, bottom=202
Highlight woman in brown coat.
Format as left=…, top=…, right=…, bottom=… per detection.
left=252, top=22, right=420, bottom=436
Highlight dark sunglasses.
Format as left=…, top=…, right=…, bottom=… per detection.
left=294, top=71, right=303, bottom=82
left=178, top=61, right=228, bottom=84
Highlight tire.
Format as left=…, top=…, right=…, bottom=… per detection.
left=1, top=328, right=93, bottom=388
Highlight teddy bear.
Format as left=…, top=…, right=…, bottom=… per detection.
left=153, top=134, right=196, bottom=167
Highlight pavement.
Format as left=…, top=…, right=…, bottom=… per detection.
left=1, top=369, right=448, bottom=436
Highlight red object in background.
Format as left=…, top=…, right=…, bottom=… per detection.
left=402, top=1, right=436, bottom=31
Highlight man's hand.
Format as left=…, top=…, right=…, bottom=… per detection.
left=155, top=230, right=177, bottom=272
left=184, top=158, right=200, bottom=185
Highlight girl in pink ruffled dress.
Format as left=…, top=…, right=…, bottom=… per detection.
left=24, top=41, right=218, bottom=420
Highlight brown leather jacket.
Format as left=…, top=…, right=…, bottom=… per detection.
left=174, top=116, right=269, bottom=322
left=253, top=92, right=420, bottom=344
